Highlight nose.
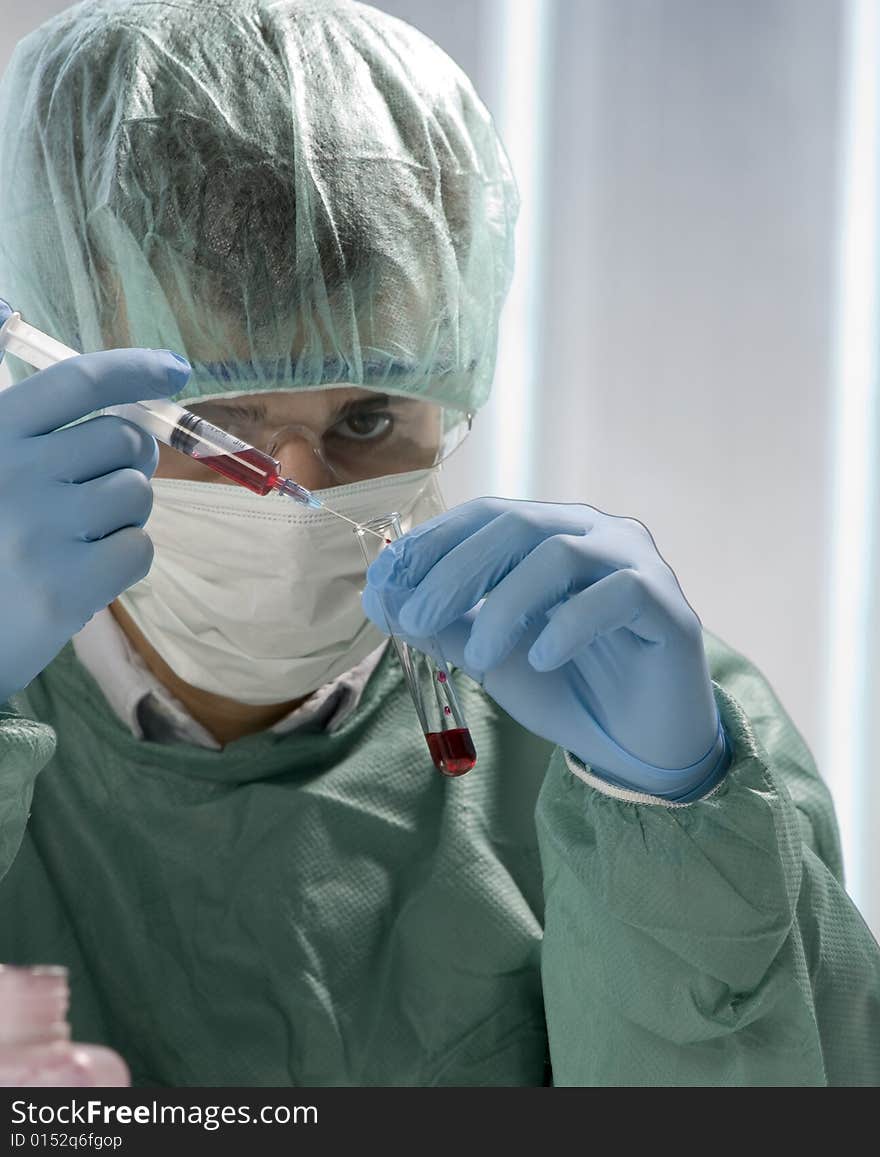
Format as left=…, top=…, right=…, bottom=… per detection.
left=272, top=428, right=337, bottom=491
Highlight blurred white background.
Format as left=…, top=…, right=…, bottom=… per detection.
left=2, top=0, right=878, bottom=939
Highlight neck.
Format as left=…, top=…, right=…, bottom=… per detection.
left=109, top=601, right=311, bottom=746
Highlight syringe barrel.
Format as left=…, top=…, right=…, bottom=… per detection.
left=109, top=401, right=281, bottom=494
left=0, top=313, right=79, bottom=369
left=107, top=400, right=189, bottom=448
left=111, top=401, right=263, bottom=462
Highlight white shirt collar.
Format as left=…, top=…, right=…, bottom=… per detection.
left=72, top=608, right=386, bottom=749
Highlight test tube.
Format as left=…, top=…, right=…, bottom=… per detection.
left=356, top=513, right=477, bottom=777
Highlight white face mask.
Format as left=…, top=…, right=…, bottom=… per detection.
left=117, top=468, right=446, bottom=704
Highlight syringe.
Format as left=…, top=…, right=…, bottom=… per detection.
left=0, top=302, right=381, bottom=536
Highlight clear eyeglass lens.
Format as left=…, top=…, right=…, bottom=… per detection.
left=186, top=395, right=471, bottom=482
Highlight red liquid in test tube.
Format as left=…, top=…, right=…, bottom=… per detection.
left=424, top=728, right=478, bottom=777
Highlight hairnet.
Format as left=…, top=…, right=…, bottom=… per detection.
left=0, top=0, right=518, bottom=413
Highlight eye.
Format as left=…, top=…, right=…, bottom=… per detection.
left=331, top=409, right=393, bottom=441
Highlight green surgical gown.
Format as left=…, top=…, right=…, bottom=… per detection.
left=0, top=632, right=878, bottom=1086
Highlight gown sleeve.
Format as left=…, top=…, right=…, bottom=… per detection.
left=0, top=700, right=56, bottom=881
left=535, top=634, right=880, bottom=1086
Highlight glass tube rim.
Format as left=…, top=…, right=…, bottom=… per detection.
left=356, top=511, right=403, bottom=538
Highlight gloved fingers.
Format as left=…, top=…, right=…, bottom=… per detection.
left=363, top=583, right=630, bottom=766
left=460, top=532, right=637, bottom=668
left=363, top=583, right=453, bottom=647
left=363, top=583, right=402, bottom=636
left=0, top=348, right=189, bottom=438
left=428, top=613, right=479, bottom=674
left=366, top=498, right=506, bottom=590
left=36, top=416, right=159, bottom=483
left=70, top=528, right=155, bottom=613
left=361, top=584, right=408, bottom=637
left=367, top=497, right=596, bottom=592
left=392, top=510, right=594, bottom=638
left=362, top=585, right=482, bottom=676
left=408, top=614, right=479, bottom=674
left=69, top=468, right=154, bottom=541
left=528, top=568, right=665, bottom=671
left=362, top=589, right=621, bottom=765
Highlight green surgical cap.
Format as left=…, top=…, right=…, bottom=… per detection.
left=0, top=0, right=518, bottom=411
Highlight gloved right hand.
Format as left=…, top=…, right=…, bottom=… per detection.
left=0, top=347, right=190, bottom=703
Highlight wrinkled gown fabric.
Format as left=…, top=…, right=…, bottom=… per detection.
left=0, top=633, right=878, bottom=1086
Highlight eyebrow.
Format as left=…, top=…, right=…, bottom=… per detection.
left=211, top=400, right=268, bottom=422
left=201, top=393, right=409, bottom=422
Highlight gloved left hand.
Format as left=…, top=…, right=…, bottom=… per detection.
left=363, top=497, right=729, bottom=799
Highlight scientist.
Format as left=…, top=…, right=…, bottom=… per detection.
left=0, top=0, right=877, bottom=1086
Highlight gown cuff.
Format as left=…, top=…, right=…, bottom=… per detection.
left=564, top=699, right=732, bottom=805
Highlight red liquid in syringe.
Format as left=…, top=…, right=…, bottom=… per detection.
left=425, top=728, right=477, bottom=777
left=194, top=446, right=280, bottom=494
left=169, top=412, right=283, bottom=494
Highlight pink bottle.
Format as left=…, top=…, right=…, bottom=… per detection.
left=0, top=965, right=128, bottom=1087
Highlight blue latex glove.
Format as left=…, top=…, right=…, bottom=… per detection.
left=0, top=331, right=190, bottom=703
left=364, top=498, right=729, bottom=799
